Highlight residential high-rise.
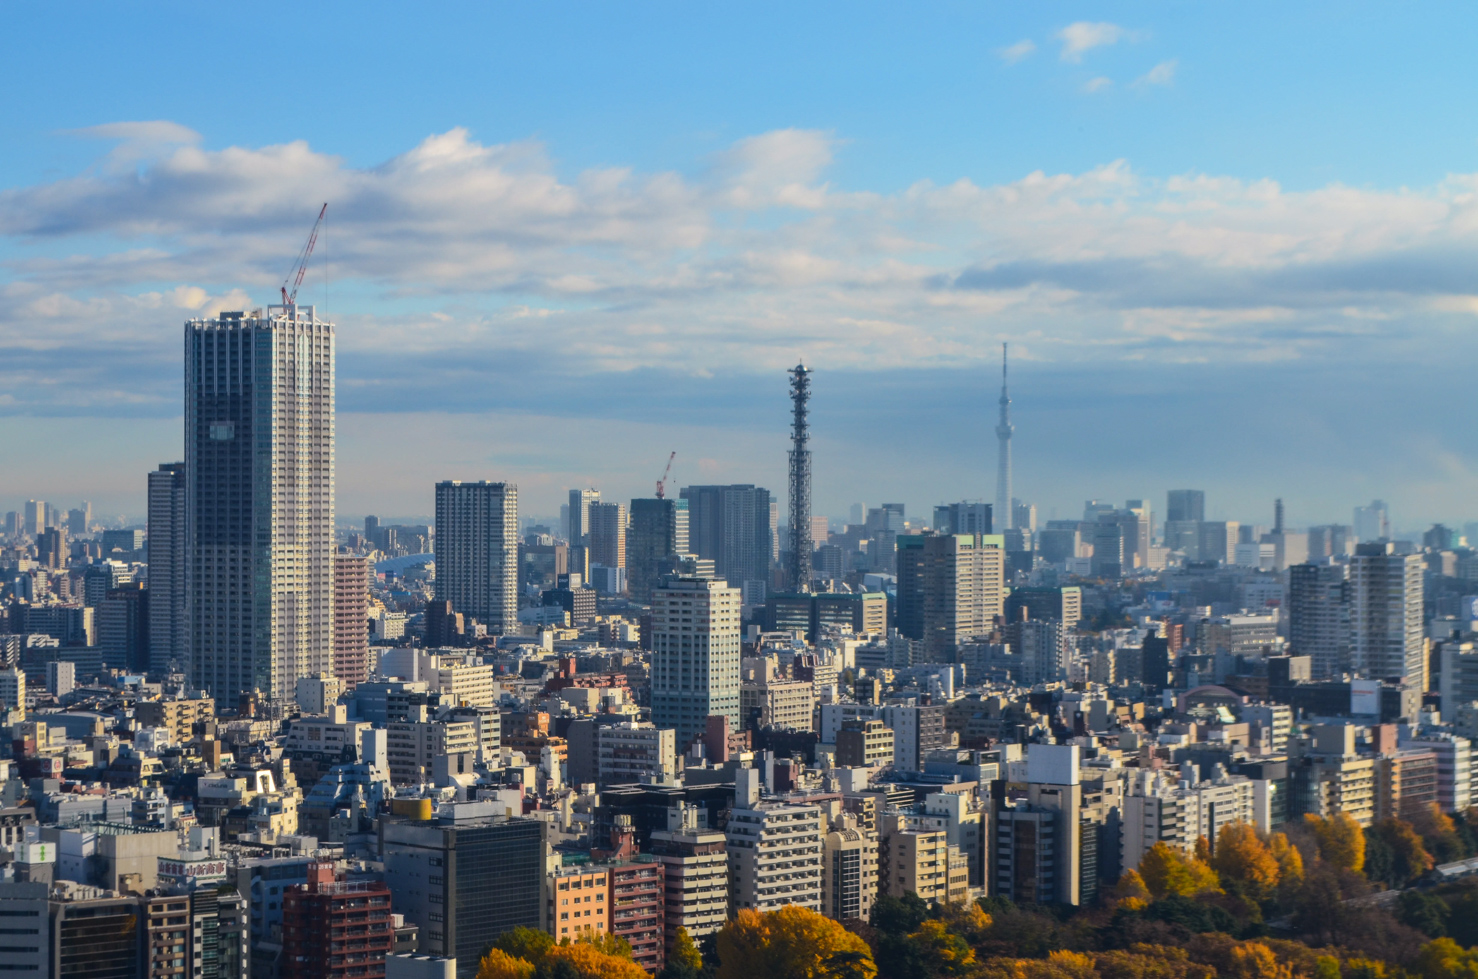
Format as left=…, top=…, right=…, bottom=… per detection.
left=568, top=488, right=600, bottom=544
left=896, top=533, right=1005, bottom=662
left=186, top=305, right=335, bottom=705
left=98, top=582, right=149, bottom=673
left=726, top=798, right=824, bottom=913
left=1289, top=560, right=1350, bottom=679
left=680, top=485, right=774, bottom=595
left=1166, top=490, right=1205, bottom=524
left=587, top=502, right=627, bottom=571
left=434, top=481, right=518, bottom=635
left=649, top=576, right=741, bottom=749
left=649, top=805, right=729, bottom=946
left=1354, top=500, right=1390, bottom=542
left=282, top=860, right=395, bottom=979
left=333, top=555, right=370, bottom=688
left=147, top=462, right=187, bottom=676
left=995, top=344, right=1013, bottom=532
left=1350, top=541, right=1424, bottom=683
left=787, top=363, right=813, bottom=592
left=627, top=498, right=690, bottom=603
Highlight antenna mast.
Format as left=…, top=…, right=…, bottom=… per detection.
left=788, top=363, right=813, bottom=592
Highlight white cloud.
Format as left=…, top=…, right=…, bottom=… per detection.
left=1083, top=77, right=1113, bottom=94
left=5, top=123, right=1478, bottom=416
left=998, top=39, right=1036, bottom=64
left=1057, top=22, right=1127, bottom=62
left=1135, top=59, right=1178, bottom=87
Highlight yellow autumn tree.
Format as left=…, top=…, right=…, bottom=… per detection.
left=909, top=919, right=976, bottom=976
left=1303, top=813, right=1365, bottom=873
left=1268, top=833, right=1304, bottom=886
left=1415, top=938, right=1478, bottom=979
left=1114, top=869, right=1152, bottom=909
left=1226, top=943, right=1294, bottom=979
left=544, top=943, right=648, bottom=979
left=1210, top=822, right=1281, bottom=901
left=477, top=949, right=536, bottom=979
left=716, top=905, right=877, bottom=979
left=1139, top=842, right=1221, bottom=899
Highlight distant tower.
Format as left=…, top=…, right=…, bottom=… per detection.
left=788, top=363, right=813, bottom=592
left=995, top=343, right=1014, bottom=532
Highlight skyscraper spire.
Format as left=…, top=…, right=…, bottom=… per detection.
left=995, top=343, right=1013, bottom=532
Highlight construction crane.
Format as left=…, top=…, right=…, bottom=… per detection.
left=655, top=451, right=676, bottom=500
left=281, top=203, right=328, bottom=307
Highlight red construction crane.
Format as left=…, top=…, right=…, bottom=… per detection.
left=281, top=203, right=328, bottom=307
left=655, top=451, right=676, bottom=500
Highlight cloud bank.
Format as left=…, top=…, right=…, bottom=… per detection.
left=4, top=123, right=1478, bottom=416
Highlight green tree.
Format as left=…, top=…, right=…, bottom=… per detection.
left=658, top=929, right=703, bottom=979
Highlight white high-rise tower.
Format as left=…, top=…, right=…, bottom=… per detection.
left=186, top=304, right=335, bottom=705
left=994, top=343, right=1013, bottom=532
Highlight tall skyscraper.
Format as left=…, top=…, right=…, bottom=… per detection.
left=1354, top=500, right=1390, bottom=542
left=332, top=554, right=370, bottom=688
left=1350, top=541, right=1423, bottom=683
left=186, top=306, right=335, bottom=704
left=787, top=363, right=813, bottom=592
left=22, top=500, right=43, bottom=537
left=680, top=485, right=774, bottom=595
left=933, top=502, right=992, bottom=535
left=588, top=501, right=628, bottom=570
left=1166, top=490, right=1205, bottom=524
left=650, top=576, right=741, bottom=749
left=994, top=344, right=1013, bottom=532
left=1289, top=559, right=1350, bottom=679
left=627, top=498, right=690, bottom=603
left=896, top=533, right=1005, bottom=662
left=568, top=488, right=600, bottom=544
left=435, top=481, right=518, bottom=635
left=147, top=462, right=186, bottom=676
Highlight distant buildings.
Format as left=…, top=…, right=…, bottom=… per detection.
left=1350, top=541, right=1424, bottom=684
left=896, top=533, right=1004, bottom=662
left=649, top=577, right=741, bottom=750
left=680, top=484, right=774, bottom=599
left=147, top=462, right=186, bottom=675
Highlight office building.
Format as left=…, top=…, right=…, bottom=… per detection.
left=47, top=660, right=76, bottom=698
left=649, top=577, right=742, bottom=750
left=1354, top=500, right=1390, bottom=542
left=434, top=481, right=518, bottom=635
left=381, top=811, right=547, bottom=979
left=884, top=704, right=948, bottom=771
left=821, top=819, right=877, bottom=922
left=1290, top=560, right=1350, bottom=679
left=1003, top=587, right=1082, bottom=632
left=896, top=533, right=1005, bottom=662
left=568, top=489, right=600, bottom=545
left=332, top=555, right=370, bottom=688
left=1308, top=525, right=1355, bottom=560
left=23, top=500, right=44, bottom=536
left=1350, top=542, right=1424, bottom=683
left=835, top=719, right=894, bottom=768
left=932, top=502, right=992, bottom=536
left=588, top=502, right=627, bottom=574
left=148, top=462, right=187, bottom=675
left=627, top=498, right=690, bottom=603
left=992, top=744, right=1085, bottom=905
left=186, top=305, right=335, bottom=704
left=679, top=484, right=774, bottom=595
left=36, top=528, right=65, bottom=569
left=740, top=661, right=815, bottom=733
left=1198, top=521, right=1240, bottom=566
left=595, top=721, right=677, bottom=785
left=98, top=582, right=149, bottom=673
left=1167, top=490, right=1205, bottom=524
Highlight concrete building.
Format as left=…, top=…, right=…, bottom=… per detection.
left=726, top=795, right=823, bottom=913
left=568, top=489, right=601, bottom=546
left=549, top=864, right=610, bottom=943
left=98, top=583, right=149, bottom=673
left=434, top=481, right=518, bottom=635
left=648, top=805, right=728, bottom=947
left=1351, top=542, right=1424, bottom=684
left=884, top=704, right=948, bottom=772
left=281, top=860, right=395, bottom=979
left=821, top=818, right=877, bottom=922
left=1400, top=732, right=1471, bottom=814
left=896, top=533, right=1005, bottom=662
left=879, top=817, right=967, bottom=905
left=332, top=555, right=371, bottom=688
left=836, top=719, right=894, bottom=768
left=649, top=577, right=742, bottom=750
left=595, top=721, right=677, bottom=786
left=386, top=714, right=483, bottom=784
left=740, top=661, right=815, bottom=733
left=186, top=305, right=335, bottom=705
left=147, top=461, right=187, bottom=676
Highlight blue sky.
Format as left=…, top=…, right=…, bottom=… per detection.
left=4, top=3, right=1478, bottom=531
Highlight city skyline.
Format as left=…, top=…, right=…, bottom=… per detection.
left=6, top=6, right=1478, bottom=526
